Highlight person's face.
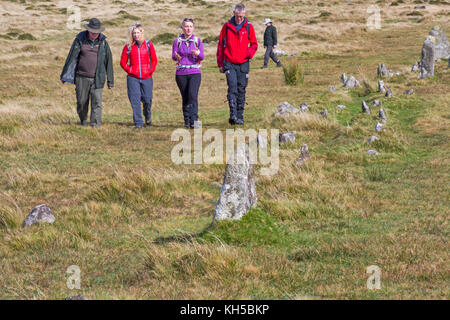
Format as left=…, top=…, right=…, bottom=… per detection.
left=181, top=21, right=194, bottom=37
left=234, top=11, right=246, bottom=24
left=132, top=28, right=142, bottom=42
left=88, top=31, right=99, bottom=41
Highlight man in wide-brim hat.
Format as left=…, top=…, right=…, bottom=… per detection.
left=262, top=18, right=282, bottom=69
left=60, top=18, right=114, bottom=128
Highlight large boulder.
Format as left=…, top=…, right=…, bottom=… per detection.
left=377, top=63, right=394, bottom=77
left=344, top=76, right=360, bottom=88
left=419, top=38, right=435, bottom=78
left=23, top=204, right=55, bottom=228
left=214, top=145, right=257, bottom=221
left=429, top=25, right=450, bottom=60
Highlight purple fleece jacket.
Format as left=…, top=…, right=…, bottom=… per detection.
left=172, top=34, right=204, bottom=75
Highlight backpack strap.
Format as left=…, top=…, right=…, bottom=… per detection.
left=223, top=23, right=251, bottom=48
left=146, top=40, right=152, bottom=66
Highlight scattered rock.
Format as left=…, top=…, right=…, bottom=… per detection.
left=65, top=295, right=88, bottom=300
left=329, top=85, right=336, bottom=93
left=256, top=135, right=267, bottom=149
left=385, top=85, right=393, bottom=97
left=367, top=150, right=380, bottom=156
left=273, top=48, right=288, bottom=57
left=344, top=76, right=360, bottom=88
left=377, top=63, right=394, bottom=77
left=404, top=88, right=414, bottom=95
left=419, top=37, right=435, bottom=78
left=337, top=104, right=346, bottom=110
left=367, top=136, right=379, bottom=143
left=340, top=73, right=347, bottom=84
left=378, top=80, right=386, bottom=93
left=372, top=99, right=382, bottom=107
left=414, top=5, right=426, bottom=9
left=379, top=108, right=387, bottom=122
left=319, top=108, right=328, bottom=118
left=279, top=131, right=296, bottom=144
left=214, top=145, right=257, bottom=221
left=428, top=25, right=450, bottom=60
left=375, top=122, right=385, bottom=133
left=23, top=204, right=55, bottom=228
left=296, top=144, right=310, bottom=166
left=300, top=103, right=309, bottom=112
left=274, top=102, right=299, bottom=117
left=362, top=101, right=370, bottom=114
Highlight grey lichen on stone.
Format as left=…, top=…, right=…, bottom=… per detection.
left=300, top=103, right=309, bottom=112
left=23, top=204, right=55, bottom=228
left=419, top=38, right=435, bottom=79
left=367, top=136, right=379, bottom=143
left=279, top=131, right=296, bottom=144
left=362, top=101, right=370, bottom=114
left=429, top=25, right=450, bottom=61
left=214, top=144, right=257, bottom=221
left=375, top=122, right=385, bottom=133
left=385, top=85, right=393, bottom=97
left=372, top=99, right=382, bottom=107
left=274, top=102, right=300, bottom=117
left=296, top=144, right=310, bottom=166
left=344, top=76, right=360, bottom=88
left=379, top=108, right=387, bottom=122
left=378, top=80, right=386, bottom=93
left=319, top=108, right=328, bottom=118
left=377, top=63, right=394, bottom=77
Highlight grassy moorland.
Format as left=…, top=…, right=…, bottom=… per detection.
left=0, top=0, right=449, bottom=299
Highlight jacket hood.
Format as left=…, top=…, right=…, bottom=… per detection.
left=229, top=16, right=248, bottom=28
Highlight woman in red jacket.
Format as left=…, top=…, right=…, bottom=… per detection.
left=120, top=23, right=157, bottom=128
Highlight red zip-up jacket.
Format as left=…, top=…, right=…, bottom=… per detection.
left=217, top=18, right=258, bottom=68
left=120, top=41, right=157, bottom=79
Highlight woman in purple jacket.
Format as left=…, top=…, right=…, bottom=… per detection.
left=172, top=18, right=204, bottom=128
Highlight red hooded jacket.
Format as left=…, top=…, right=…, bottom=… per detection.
left=217, top=18, right=258, bottom=68
left=120, top=41, right=157, bottom=79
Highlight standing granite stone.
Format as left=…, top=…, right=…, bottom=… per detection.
left=377, top=64, right=394, bottom=77
left=367, top=150, right=380, bottom=156
left=274, top=102, right=300, bottom=117
left=300, top=103, right=309, bottom=112
left=344, top=76, right=360, bottom=88
left=337, top=104, right=346, bottom=110
left=329, top=85, right=336, bottom=93
left=429, top=25, right=450, bottom=60
left=378, top=80, right=386, bottom=93
left=379, top=108, right=387, bottom=122
left=296, top=144, right=310, bottom=166
left=279, top=131, right=296, bottom=144
left=214, top=145, right=257, bottom=221
left=367, top=136, right=379, bottom=143
left=372, top=99, right=382, bottom=107
left=419, top=38, right=435, bottom=78
left=23, top=204, right=55, bottom=228
left=385, top=85, right=393, bottom=97
left=319, top=108, right=328, bottom=118
left=404, top=89, right=414, bottom=95
left=375, top=122, right=385, bottom=133
left=65, top=295, right=88, bottom=300
left=362, top=101, right=370, bottom=114
left=340, top=73, right=347, bottom=84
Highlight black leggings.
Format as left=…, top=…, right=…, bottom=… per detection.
left=175, top=73, right=201, bottom=122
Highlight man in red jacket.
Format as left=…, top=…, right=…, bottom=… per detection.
left=217, top=3, right=258, bottom=125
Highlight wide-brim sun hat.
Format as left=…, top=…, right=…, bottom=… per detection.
left=84, top=18, right=105, bottom=33
left=262, top=18, right=272, bottom=25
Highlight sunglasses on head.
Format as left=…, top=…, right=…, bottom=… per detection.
left=183, top=18, right=194, bottom=23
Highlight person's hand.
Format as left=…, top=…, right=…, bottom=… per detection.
left=174, top=52, right=181, bottom=61
left=192, top=49, right=200, bottom=56
left=108, top=86, right=112, bottom=90
left=273, top=45, right=277, bottom=48
left=219, top=67, right=224, bottom=73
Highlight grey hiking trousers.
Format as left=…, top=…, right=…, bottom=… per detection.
left=75, top=76, right=103, bottom=127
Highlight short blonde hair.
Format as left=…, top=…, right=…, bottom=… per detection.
left=127, top=22, right=145, bottom=49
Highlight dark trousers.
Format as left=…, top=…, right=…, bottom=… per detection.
left=264, top=46, right=280, bottom=66
left=224, top=60, right=249, bottom=121
left=75, top=76, right=103, bottom=127
left=127, top=76, right=153, bottom=127
left=175, top=73, right=201, bottom=125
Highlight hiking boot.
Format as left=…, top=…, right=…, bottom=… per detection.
left=261, top=65, right=267, bottom=69
left=145, top=117, right=152, bottom=126
left=80, top=120, right=88, bottom=126
left=276, top=61, right=283, bottom=67
left=228, top=99, right=237, bottom=125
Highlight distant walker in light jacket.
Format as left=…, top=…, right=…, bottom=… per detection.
left=60, top=18, right=114, bottom=128
left=262, top=18, right=282, bottom=69
left=120, top=23, right=158, bottom=128
left=172, top=18, right=204, bottom=129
